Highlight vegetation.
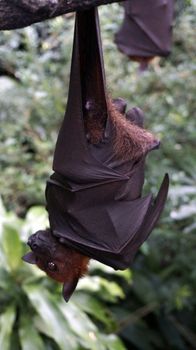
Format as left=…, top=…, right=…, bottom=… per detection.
left=0, top=201, right=127, bottom=350
left=0, top=1, right=195, bottom=349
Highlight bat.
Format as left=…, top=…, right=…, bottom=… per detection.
left=23, top=8, right=169, bottom=302
left=115, top=0, right=174, bottom=70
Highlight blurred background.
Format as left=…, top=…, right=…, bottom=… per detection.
left=0, top=0, right=195, bottom=349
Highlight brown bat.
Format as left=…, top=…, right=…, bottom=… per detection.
left=115, top=0, right=174, bottom=71
left=22, top=97, right=159, bottom=301
left=22, top=95, right=166, bottom=301
left=23, top=8, right=169, bottom=302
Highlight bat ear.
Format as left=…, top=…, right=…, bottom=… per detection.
left=22, top=251, right=37, bottom=264
left=62, top=277, right=79, bottom=303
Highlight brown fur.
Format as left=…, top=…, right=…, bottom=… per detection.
left=108, top=99, right=158, bottom=160
left=85, top=98, right=158, bottom=160
left=36, top=245, right=89, bottom=284
left=129, top=56, right=154, bottom=64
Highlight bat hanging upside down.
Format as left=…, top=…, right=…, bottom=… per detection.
left=22, top=8, right=169, bottom=302
left=23, top=97, right=167, bottom=302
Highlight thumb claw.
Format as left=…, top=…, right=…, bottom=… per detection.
left=126, top=107, right=145, bottom=127
left=112, top=98, right=127, bottom=114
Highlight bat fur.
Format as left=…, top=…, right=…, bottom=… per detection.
left=85, top=98, right=158, bottom=160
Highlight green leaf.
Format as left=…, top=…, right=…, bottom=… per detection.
left=60, top=301, right=97, bottom=333
left=60, top=302, right=104, bottom=350
left=23, top=284, right=78, bottom=350
left=72, top=293, right=114, bottom=329
left=9, top=330, right=21, bottom=350
left=78, top=276, right=124, bottom=302
left=19, top=313, right=45, bottom=350
left=101, top=334, right=126, bottom=350
left=2, top=224, right=23, bottom=271
left=0, top=305, right=16, bottom=350
left=0, top=196, right=6, bottom=217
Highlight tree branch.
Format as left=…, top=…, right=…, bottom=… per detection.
left=0, top=0, right=122, bottom=30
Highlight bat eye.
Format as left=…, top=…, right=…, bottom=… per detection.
left=47, top=262, right=57, bottom=271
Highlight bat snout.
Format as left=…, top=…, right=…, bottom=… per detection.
left=150, top=139, right=160, bottom=151
left=28, top=234, right=38, bottom=251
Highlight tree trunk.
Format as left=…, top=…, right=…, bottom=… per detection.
left=0, top=0, right=123, bottom=30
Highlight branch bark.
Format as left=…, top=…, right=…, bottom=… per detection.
left=0, top=0, right=122, bottom=30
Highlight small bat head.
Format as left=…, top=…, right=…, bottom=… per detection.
left=22, top=229, right=89, bottom=302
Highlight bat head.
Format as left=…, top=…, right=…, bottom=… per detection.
left=22, top=229, right=89, bottom=302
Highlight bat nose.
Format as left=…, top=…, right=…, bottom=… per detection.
left=28, top=234, right=38, bottom=251
left=151, top=139, right=160, bottom=150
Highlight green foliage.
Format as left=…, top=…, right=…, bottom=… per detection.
left=0, top=1, right=196, bottom=349
left=0, top=200, right=126, bottom=350
left=0, top=16, right=75, bottom=214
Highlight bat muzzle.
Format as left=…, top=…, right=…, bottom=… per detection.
left=27, top=233, right=38, bottom=251
left=27, top=229, right=58, bottom=256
